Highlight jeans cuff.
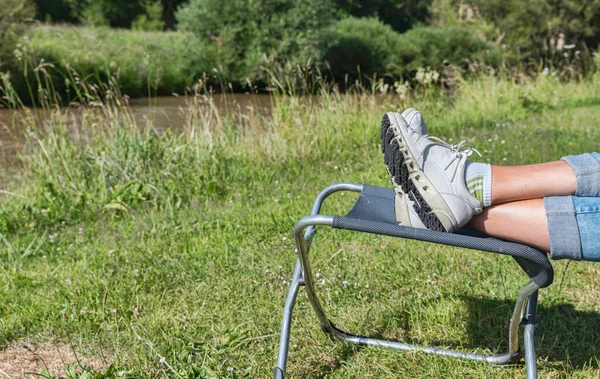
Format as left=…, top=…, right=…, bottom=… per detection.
left=561, top=153, right=600, bottom=197
left=544, top=196, right=582, bottom=260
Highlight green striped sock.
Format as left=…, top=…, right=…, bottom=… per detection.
left=464, top=162, right=492, bottom=207
left=467, top=177, right=484, bottom=204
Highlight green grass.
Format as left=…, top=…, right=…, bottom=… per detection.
left=2, top=73, right=600, bottom=377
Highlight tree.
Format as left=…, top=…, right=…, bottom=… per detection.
left=469, top=0, right=600, bottom=61
left=176, top=0, right=337, bottom=82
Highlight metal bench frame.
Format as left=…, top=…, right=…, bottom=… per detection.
left=274, top=183, right=554, bottom=379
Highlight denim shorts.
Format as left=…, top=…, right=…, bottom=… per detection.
left=545, top=152, right=600, bottom=261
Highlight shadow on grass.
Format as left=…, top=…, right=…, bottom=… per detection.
left=315, top=295, right=600, bottom=376
left=455, top=295, right=600, bottom=370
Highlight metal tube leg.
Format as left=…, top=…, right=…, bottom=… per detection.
left=275, top=260, right=303, bottom=379
left=524, top=290, right=539, bottom=379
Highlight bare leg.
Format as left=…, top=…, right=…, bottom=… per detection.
left=491, top=161, right=576, bottom=204
left=466, top=199, right=550, bottom=252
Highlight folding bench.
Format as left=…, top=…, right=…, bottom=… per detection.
left=274, top=182, right=554, bottom=379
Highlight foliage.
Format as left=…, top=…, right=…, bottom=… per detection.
left=64, top=0, right=144, bottom=27
left=176, top=0, right=337, bottom=84
left=428, top=0, right=460, bottom=27
left=132, top=0, right=165, bottom=31
left=402, top=24, right=498, bottom=69
left=32, top=0, right=185, bottom=29
left=334, top=0, right=432, bottom=33
left=10, top=26, right=198, bottom=102
left=32, top=0, right=76, bottom=23
left=320, top=17, right=421, bottom=81
left=469, top=0, right=600, bottom=66
left=321, top=18, right=496, bottom=83
left=0, top=0, right=36, bottom=69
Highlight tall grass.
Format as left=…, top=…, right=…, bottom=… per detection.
left=2, top=68, right=600, bottom=376
left=2, top=67, right=600, bottom=234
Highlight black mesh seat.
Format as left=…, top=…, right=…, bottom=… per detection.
left=274, top=183, right=554, bottom=379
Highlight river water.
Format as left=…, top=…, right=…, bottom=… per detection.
left=0, top=93, right=273, bottom=168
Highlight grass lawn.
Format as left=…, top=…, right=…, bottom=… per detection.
left=1, top=74, right=600, bottom=377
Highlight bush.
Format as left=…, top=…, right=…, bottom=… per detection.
left=334, top=0, right=432, bottom=33
left=470, top=0, right=600, bottom=64
left=176, top=0, right=337, bottom=84
left=320, top=17, right=421, bottom=82
left=10, top=26, right=200, bottom=103
left=0, top=0, right=36, bottom=70
left=402, top=25, right=497, bottom=69
left=320, top=18, right=496, bottom=83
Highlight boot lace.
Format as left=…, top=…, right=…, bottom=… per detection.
left=427, top=136, right=482, bottom=182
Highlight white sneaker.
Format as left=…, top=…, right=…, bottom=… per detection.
left=401, top=108, right=428, bottom=136
left=381, top=109, right=427, bottom=155
left=381, top=112, right=482, bottom=232
left=394, top=188, right=426, bottom=228
left=381, top=112, right=427, bottom=227
left=383, top=110, right=428, bottom=228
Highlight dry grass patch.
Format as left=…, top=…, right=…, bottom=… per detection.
left=0, top=342, right=111, bottom=378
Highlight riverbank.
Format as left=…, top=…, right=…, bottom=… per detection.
left=12, top=25, right=199, bottom=100
left=2, top=74, right=600, bottom=376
